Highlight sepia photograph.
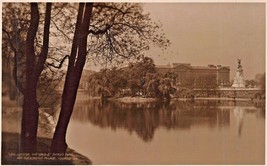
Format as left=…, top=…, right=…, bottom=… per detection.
left=2, top=1, right=265, bottom=165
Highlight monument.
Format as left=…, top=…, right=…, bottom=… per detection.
left=232, top=59, right=246, bottom=88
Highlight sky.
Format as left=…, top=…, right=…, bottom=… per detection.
left=142, top=3, right=265, bottom=80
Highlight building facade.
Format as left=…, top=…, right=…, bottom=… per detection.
left=157, top=63, right=230, bottom=87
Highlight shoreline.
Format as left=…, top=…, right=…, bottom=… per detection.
left=175, top=97, right=262, bottom=101
left=109, top=96, right=157, bottom=103
left=2, top=132, right=92, bottom=165
left=2, top=100, right=92, bottom=165
left=105, top=96, right=265, bottom=103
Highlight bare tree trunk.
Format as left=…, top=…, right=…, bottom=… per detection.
left=20, top=3, right=39, bottom=152
left=20, top=3, right=51, bottom=152
left=21, top=84, right=39, bottom=152
left=51, top=3, right=93, bottom=153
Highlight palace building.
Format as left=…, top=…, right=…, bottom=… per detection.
left=156, top=63, right=230, bottom=87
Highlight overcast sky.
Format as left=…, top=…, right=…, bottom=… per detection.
left=143, top=3, right=265, bottom=79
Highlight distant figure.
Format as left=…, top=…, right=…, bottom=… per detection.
left=237, top=58, right=242, bottom=69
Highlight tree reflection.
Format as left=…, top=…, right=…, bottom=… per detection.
left=71, top=100, right=263, bottom=142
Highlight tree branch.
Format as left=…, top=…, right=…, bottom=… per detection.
left=2, top=28, right=18, bottom=54
left=47, top=55, right=69, bottom=69
left=88, top=24, right=112, bottom=35
left=88, top=9, right=121, bottom=36
left=35, top=3, right=52, bottom=79
left=13, top=53, right=25, bottom=95
left=93, top=3, right=131, bottom=15
left=3, top=28, right=26, bottom=94
left=51, top=19, right=72, bottom=41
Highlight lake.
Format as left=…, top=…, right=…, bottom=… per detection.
left=66, top=99, right=265, bottom=164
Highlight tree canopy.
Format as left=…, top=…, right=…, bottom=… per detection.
left=2, top=2, right=171, bottom=153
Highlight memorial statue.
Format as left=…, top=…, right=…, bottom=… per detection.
left=232, top=58, right=246, bottom=88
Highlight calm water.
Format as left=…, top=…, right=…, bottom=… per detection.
left=66, top=100, right=265, bottom=164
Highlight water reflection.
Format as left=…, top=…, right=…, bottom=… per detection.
left=71, top=100, right=264, bottom=142
left=233, top=107, right=245, bottom=136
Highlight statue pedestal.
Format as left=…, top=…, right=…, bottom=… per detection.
left=232, top=79, right=246, bottom=88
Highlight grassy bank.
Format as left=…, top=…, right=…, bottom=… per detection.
left=2, top=132, right=92, bottom=165
left=2, top=97, right=92, bottom=165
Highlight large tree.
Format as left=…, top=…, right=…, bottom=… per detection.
left=2, top=3, right=74, bottom=152
left=51, top=3, right=94, bottom=152
left=87, top=57, right=157, bottom=98
left=51, top=3, right=170, bottom=152
left=21, top=3, right=52, bottom=152
left=3, top=2, right=170, bottom=153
